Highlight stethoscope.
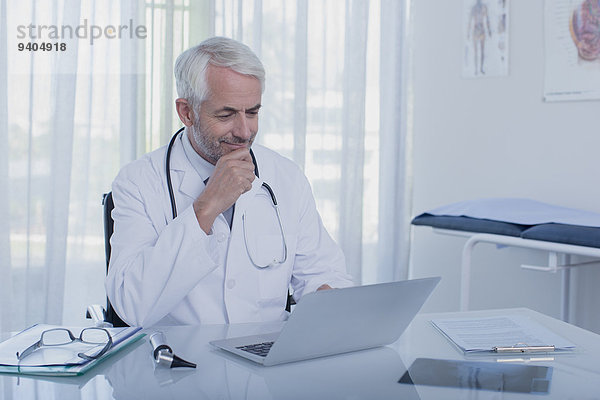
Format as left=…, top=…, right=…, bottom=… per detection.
left=165, top=128, right=287, bottom=268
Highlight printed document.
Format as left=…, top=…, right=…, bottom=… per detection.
left=431, top=315, right=576, bottom=353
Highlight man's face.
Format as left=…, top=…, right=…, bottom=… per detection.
left=190, top=65, right=262, bottom=165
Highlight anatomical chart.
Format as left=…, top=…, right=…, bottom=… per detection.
left=544, top=0, right=600, bottom=101
left=462, top=0, right=509, bottom=78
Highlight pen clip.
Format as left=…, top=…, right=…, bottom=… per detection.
left=492, top=343, right=555, bottom=353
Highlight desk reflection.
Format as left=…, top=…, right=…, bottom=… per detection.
left=4, top=308, right=600, bottom=399
left=104, top=325, right=420, bottom=399
left=1, top=323, right=420, bottom=399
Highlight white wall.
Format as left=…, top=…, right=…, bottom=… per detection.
left=409, top=0, right=600, bottom=332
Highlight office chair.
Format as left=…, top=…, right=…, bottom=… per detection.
left=88, top=192, right=294, bottom=327
left=85, top=192, right=129, bottom=327
left=85, top=192, right=130, bottom=327
left=100, top=192, right=130, bottom=327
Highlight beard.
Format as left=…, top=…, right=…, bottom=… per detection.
left=190, top=120, right=256, bottom=165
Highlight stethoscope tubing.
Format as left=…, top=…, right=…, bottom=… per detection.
left=165, top=128, right=287, bottom=268
left=166, top=127, right=185, bottom=219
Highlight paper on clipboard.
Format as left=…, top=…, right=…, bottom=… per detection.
left=430, top=315, right=576, bottom=354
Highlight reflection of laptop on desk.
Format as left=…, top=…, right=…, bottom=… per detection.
left=210, top=277, right=440, bottom=366
left=257, top=347, right=421, bottom=399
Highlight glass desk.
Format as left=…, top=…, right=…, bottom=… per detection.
left=2, top=307, right=599, bottom=399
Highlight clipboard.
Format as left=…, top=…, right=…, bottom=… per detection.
left=0, top=324, right=144, bottom=376
left=430, top=315, right=576, bottom=355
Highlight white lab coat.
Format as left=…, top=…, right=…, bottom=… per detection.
left=105, top=133, right=354, bottom=327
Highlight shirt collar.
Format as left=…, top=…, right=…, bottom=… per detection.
left=181, top=129, right=215, bottom=182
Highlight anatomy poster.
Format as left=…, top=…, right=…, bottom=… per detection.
left=462, top=0, right=509, bottom=78
left=544, top=0, right=600, bottom=101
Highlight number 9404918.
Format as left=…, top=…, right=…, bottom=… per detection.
left=18, top=42, right=66, bottom=51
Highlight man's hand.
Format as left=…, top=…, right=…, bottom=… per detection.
left=193, top=148, right=255, bottom=233
left=317, top=284, right=333, bottom=291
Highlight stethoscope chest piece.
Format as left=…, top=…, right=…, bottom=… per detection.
left=242, top=184, right=287, bottom=269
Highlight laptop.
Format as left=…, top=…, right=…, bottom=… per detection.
left=210, top=277, right=440, bottom=366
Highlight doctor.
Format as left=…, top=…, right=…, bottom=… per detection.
left=106, top=37, right=354, bottom=327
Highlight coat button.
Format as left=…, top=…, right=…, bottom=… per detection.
left=218, top=232, right=227, bottom=242
left=227, top=279, right=236, bottom=289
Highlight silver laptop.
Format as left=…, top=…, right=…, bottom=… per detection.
left=210, top=277, right=440, bottom=366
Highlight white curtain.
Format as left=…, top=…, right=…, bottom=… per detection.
left=0, top=0, right=146, bottom=332
left=0, top=0, right=412, bottom=332
left=1, top=0, right=10, bottom=332
left=211, top=0, right=413, bottom=283
left=378, top=0, right=414, bottom=282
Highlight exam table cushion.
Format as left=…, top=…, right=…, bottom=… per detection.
left=520, top=223, right=600, bottom=248
left=411, top=214, right=529, bottom=237
left=412, top=198, right=600, bottom=249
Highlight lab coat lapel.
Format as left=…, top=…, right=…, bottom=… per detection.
left=225, top=176, right=264, bottom=322
left=168, top=136, right=206, bottom=202
left=233, top=176, right=264, bottom=226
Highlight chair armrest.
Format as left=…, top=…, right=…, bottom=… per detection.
left=86, top=304, right=113, bottom=328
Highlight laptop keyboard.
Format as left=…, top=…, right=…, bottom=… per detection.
left=236, top=341, right=274, bottom=357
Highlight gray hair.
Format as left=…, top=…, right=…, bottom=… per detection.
left=174, top=37, right=265, bottom=108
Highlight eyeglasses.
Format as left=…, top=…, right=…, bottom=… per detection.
left=16, top=327, right=113, bottom=362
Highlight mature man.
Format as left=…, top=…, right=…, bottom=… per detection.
left=106, top=37, right=353, bottom=327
